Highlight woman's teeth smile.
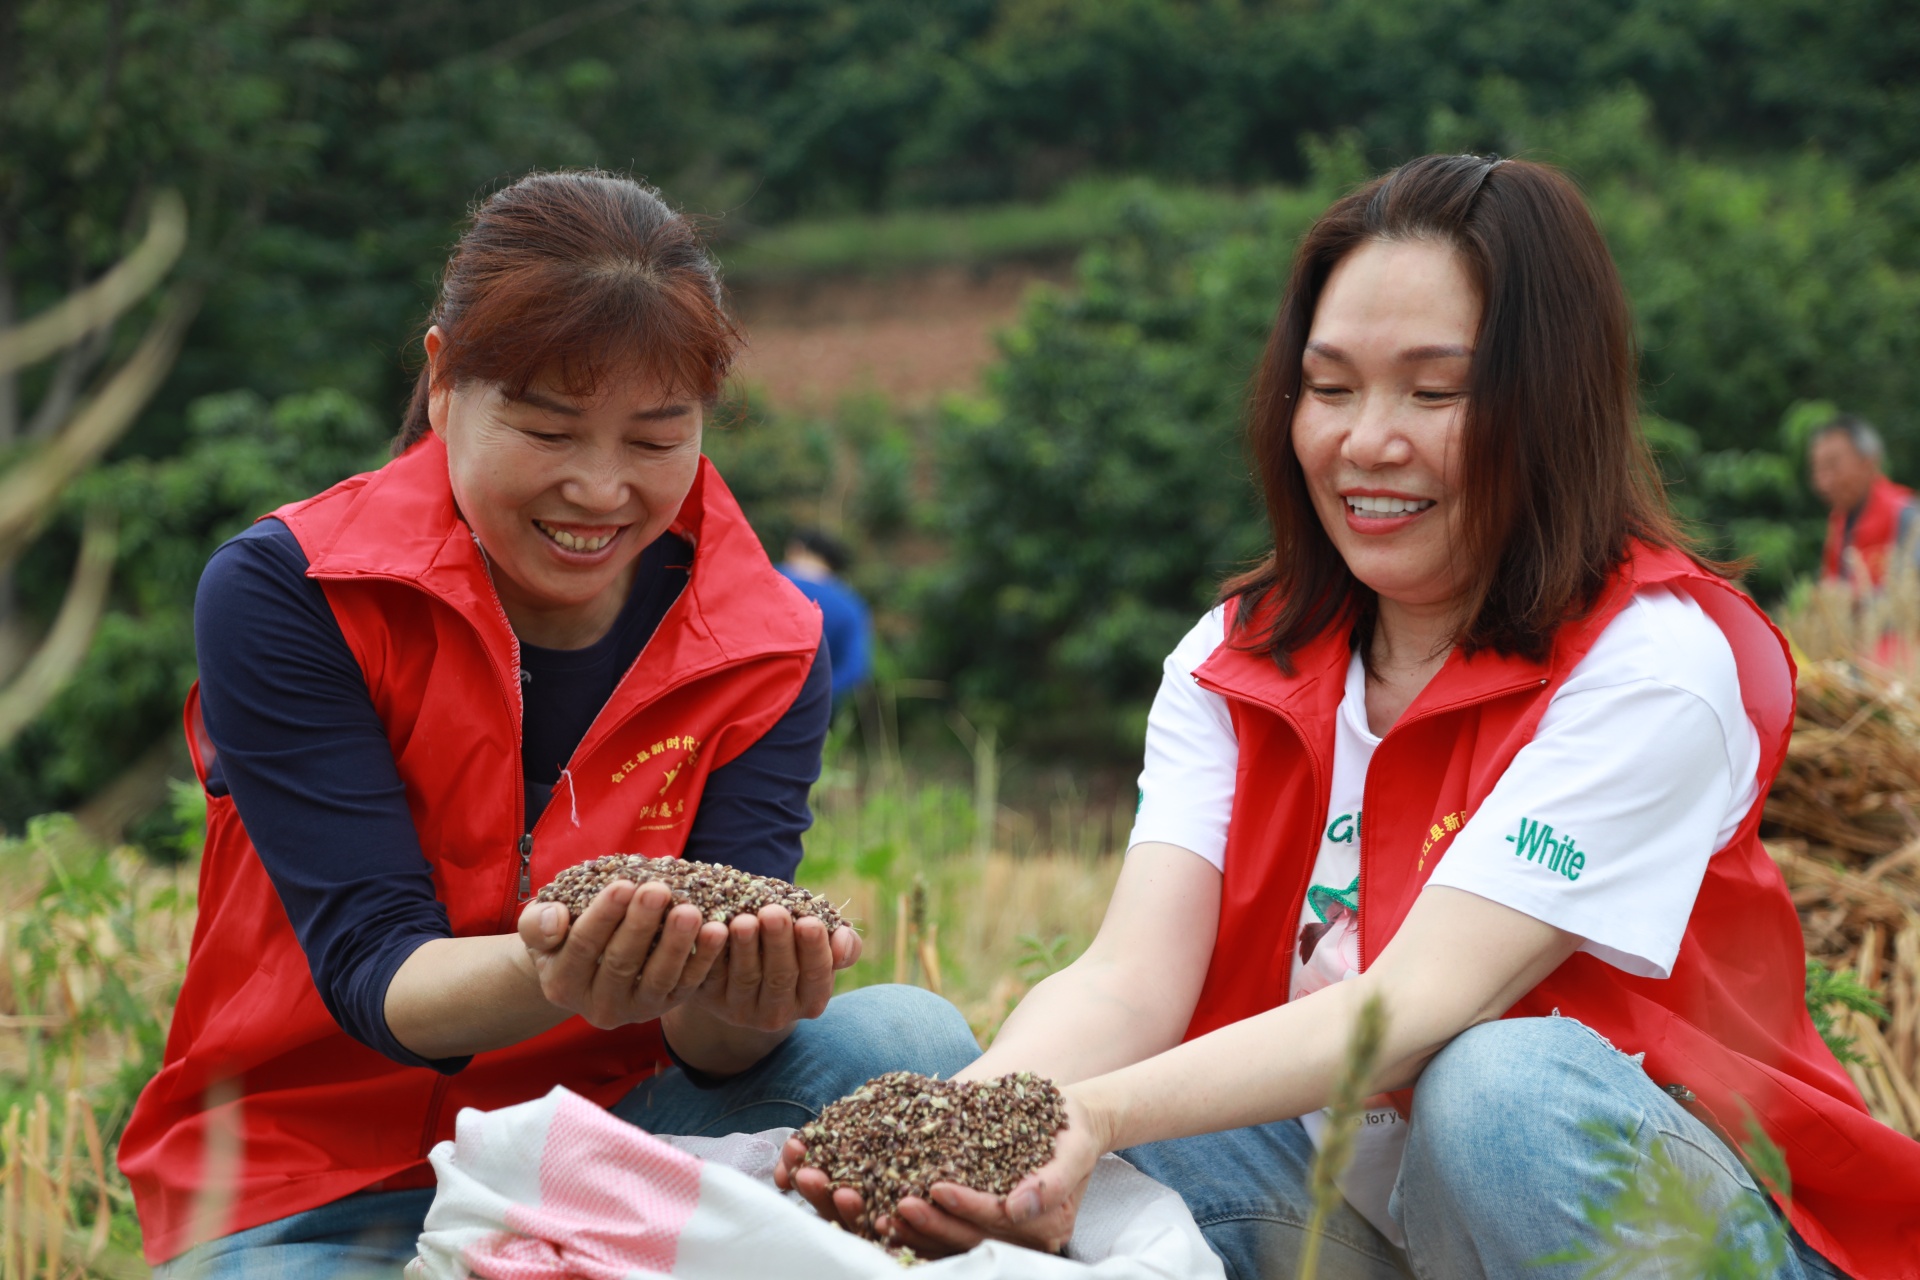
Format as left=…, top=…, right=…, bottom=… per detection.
left=1345, top=495, right=1435, bottom=517
left=534, top=519, right=617, bottom=552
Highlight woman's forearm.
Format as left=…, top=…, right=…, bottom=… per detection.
left=385, top=933, right=571, bottom=1060
left=960, top=843, right=1224, bottom=1085
left=1078, top=978, right=1382, bottom=1151
left=1078, top=887, right=1582, bottom=1153
left=961, top=957, right=1194, bottom=1085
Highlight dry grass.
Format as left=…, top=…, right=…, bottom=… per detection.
left=810, top=848, right=1123, bottom=1042
left=0, top=835, right=194, bottom=1093
left=796, top=740, right=1126, bottom=1042
left=0, top=819, right=191, bottom=1277
left=0, top=1089, right=119, bottom=1280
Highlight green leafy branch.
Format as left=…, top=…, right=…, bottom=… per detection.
left=1805, top=959, right=1888, bottom=1066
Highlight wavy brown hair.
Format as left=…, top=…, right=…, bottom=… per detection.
left=1225, top=154, right=1714, bottom=669
left=394, top=170, right=739, bottom=453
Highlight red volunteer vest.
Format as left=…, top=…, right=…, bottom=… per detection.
left=1188, top=542, right=1920, bottom=1279
left=1822, top=474, right=1915, bottom=586
left=119, top=437, right=822, bottom=1264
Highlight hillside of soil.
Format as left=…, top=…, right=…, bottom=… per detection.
left=730, top=261, right=1072, bottom=411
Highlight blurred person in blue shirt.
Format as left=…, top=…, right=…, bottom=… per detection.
left=780, top=528, right=872, bottom=706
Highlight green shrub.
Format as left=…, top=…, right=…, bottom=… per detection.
left=1805, top=958, right=1888, bottom=1066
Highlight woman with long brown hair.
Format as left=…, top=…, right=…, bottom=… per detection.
left=783, top=156, right=1920, bottom=1277
left=119, top=170, right=979, bottom=1276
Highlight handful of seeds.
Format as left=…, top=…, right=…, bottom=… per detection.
left=796, top=1071, right=1068, bottom=1240
left=534, top=855, right=846, bottom=934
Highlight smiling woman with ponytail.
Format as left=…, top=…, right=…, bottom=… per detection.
left=118, top=171, right=979, bottom=1278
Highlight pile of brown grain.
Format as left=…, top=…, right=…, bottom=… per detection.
left=796, top=1071, right=1067, bottom=1240
left=535, top=855, right=846, bottom=933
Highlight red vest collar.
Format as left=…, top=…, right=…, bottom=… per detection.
left=1193, top=546, right=1699, bottom=725
left=289, top=434, right=810, bottom=711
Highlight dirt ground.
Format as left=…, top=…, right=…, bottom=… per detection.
left=729, top=261, right=1072, bottom=411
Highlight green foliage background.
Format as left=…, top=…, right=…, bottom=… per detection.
left=3, top=0, right=1919, bottom=809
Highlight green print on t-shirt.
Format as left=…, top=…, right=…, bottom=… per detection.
left=1307, top=875, right=1361, bottom=923
left=1505, top=816, right=1586, bottom=881
left=1326, top=810, right=1360, bottom=844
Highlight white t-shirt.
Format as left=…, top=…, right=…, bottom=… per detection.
left=1127, top=585, right=1762, bottom=1243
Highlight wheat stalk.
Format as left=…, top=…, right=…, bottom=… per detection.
left=1298, top=992, right=1388, bottom=1280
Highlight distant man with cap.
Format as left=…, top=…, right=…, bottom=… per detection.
left=1810, top=413, right=1917, bottom=588
left=779, top=528, right=872, bottom=708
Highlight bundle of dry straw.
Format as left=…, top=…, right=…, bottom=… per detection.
left=1764, top=632, right=1920, bottom=1136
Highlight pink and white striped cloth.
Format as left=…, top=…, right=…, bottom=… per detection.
left=407, top=1086, right=1222, bottom=1280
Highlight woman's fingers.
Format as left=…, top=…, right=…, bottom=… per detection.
left=516, top=899, right=569, bottom=955
left=723, top=911, right=763, bottom=1019
left=890, top=1195, right=990, bottom=1255
left=830, top=1185, right=868, bottom=1229
left=927, top=1183, right=1007, bottom=1223
left=793, top=916, right=836, bottom=1019
left=593, top=881, right=673, bottom=979
left=758, top=906, right=801, bottom=1003
left=830, top=924, right=862, bottom=969
left=778, top=1154, right=1004, bottom=1258
left=933, top=1179, right=1075, bottom=1254
left=790, top=1166, right=853, bottom=1225
left=772, top=1136, right=807, bottom=1192
left=686, top=908, right=842, bottom=1032
left=671, top=921, right=731, bottom=1001
left=541, top=880, right=635, bottom=993
left=626, top=901, right=704, bottom=1006
left=777, top=1158, right=870, bottom=1236
left=584, top=882, right=676, bottom=1022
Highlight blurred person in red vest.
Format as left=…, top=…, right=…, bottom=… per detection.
left=119, top=170, right=978, bottom=1278
left=1811, top=414, right=1917, bottom=588
left=781, top=156, right=1920, bottom=1278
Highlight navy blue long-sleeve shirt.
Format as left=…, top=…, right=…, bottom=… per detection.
left=194, top=518, right=830, bottom=1074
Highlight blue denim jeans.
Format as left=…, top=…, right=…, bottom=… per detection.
left=153, top=984, right=979, bottom=1278
left=1120, top=1016, right=1852, bottom=1280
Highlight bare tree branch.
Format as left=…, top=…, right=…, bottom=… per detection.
left=0, top=282, right=200, bottom=563
left=0, top=508, right=117, bottom=748
left=24, top=321, right=113, bottom=440
left=0, top=217, right=16, bottom=446
left=0, top=190, right=186, bottom=376
left=472, top=0, right=644, bottom=65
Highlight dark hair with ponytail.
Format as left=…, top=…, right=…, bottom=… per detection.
left=1226, top=154, right=1717, bottom=670
left=395, top=170, right=739, bottom=453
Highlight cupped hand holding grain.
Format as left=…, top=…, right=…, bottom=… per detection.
left=886, top=1085, right=1104, bottom=1259
left=684, top=902, right=862, bottom=1032
left=776, top=1073, right=1102, bottom=1260
left=516, top=879, right=730, bottom=1030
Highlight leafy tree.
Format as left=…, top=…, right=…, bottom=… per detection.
left=914, top=184, right=1315, bottom=744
